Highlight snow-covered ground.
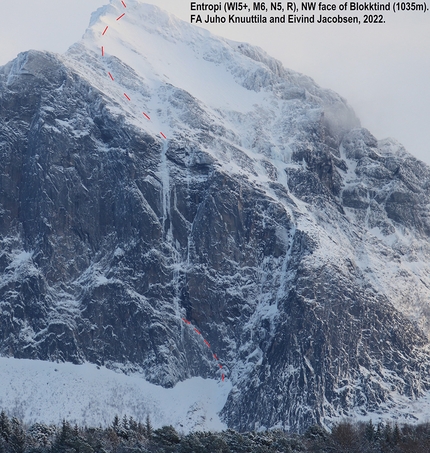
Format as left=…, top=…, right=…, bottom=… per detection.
left=0, top=357, right=231, bottom=432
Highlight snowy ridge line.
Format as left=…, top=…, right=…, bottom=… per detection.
left=100, top=0, right=166, bottom=140
left=181, top=317, right=226, bottom=382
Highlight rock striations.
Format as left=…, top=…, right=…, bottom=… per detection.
left=1, top=0, right=430, bottom=432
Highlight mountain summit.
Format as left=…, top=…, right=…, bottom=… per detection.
left=1, top=0, right=430, bottom=432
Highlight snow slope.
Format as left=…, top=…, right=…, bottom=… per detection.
left=0, top=357, right=231, bottom=432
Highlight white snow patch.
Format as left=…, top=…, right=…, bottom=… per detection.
left=8, top=250, right=33, bottom=268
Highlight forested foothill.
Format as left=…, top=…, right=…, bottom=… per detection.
left=1, top=411, right=430, bottom=453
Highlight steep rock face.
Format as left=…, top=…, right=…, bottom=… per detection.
left=1, top=1, right=430, bottom=432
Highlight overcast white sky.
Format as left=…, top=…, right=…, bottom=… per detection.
left=1, top=0, right=429, bottom=163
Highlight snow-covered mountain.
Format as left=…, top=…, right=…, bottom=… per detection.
left=1, top=0, right=430, bottom=432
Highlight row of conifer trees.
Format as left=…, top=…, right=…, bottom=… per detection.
left=1, top=410, right=429, bottom=452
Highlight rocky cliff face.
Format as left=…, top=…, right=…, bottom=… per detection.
left=1, top=0, right=430, bottom=432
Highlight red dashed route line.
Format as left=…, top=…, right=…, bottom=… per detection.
left=182, top=318, right=226, bottom=382
left=100, top=2, right=225, bottom=381
left=100, top=1, right=166, bottom=140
